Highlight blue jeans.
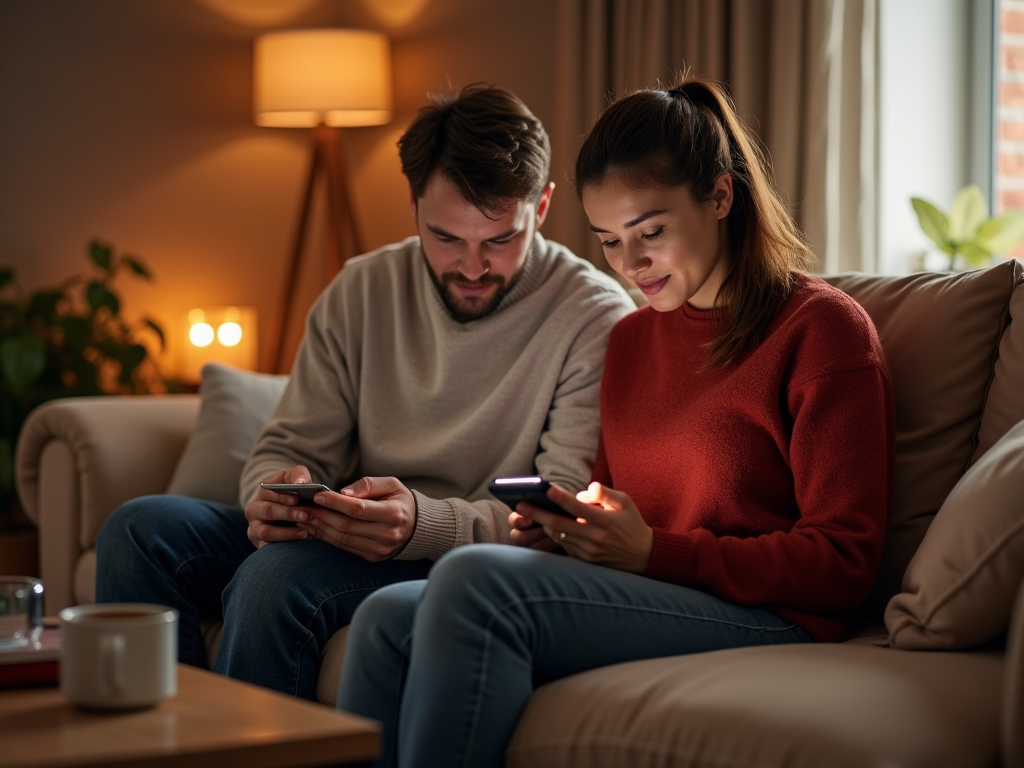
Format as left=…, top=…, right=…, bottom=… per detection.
left=95, top=495, right=432, bottom=699
left=337, top=544, right=811, bottom=768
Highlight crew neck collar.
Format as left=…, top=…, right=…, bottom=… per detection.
left=680, top=301, right=723, bottom=321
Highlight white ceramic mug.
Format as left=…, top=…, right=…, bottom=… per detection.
left=58, top=603, right=178, bottom=710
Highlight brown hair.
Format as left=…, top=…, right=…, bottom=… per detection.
left=575, top=77, right=813, bottom=368
left=398, top=83, right=551, bottom=214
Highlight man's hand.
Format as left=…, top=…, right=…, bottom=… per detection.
left=244, top=466, right=315, bottom=549
left=516, top=482, right=654, bottom=573
left=297, top=476, right=417, bottom=562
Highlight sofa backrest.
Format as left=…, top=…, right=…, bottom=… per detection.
left=825, top=259, right=1024, bottom=626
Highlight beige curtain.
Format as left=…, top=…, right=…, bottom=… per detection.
left=549, top=0, right=879, bottom=274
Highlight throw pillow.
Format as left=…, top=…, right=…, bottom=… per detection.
left=885, top=418, right=1024, bottom=649
left=165, top=363, right=289, bottom=507
left=825, top=262, right=1018, bottom=626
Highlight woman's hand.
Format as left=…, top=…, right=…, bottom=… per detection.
left=516, top=482, right=653, bottom=573
left=508, top=510, right=559, bottom=552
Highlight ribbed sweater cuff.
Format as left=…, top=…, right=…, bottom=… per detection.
left=396, top=491, right=458, bottom=561
left=645, top=529, right=699, bottom=583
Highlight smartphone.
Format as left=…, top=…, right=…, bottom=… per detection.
left=488, top=476, right=575, bottom=518
left=260, top=482, right=334, bottom=502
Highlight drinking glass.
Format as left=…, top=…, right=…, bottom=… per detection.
left=0, top=576, right=44, bottom=649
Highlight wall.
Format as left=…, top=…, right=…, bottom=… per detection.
left=0, top=0, right=557, bottom=376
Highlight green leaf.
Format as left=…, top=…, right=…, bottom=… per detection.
left=0, top=269, right=13, bottom=290
left=86, top=281, right=119, bottom=315
left=118, top=343, right=148, bottom=385
left=911, top=198, right=953, bottom=254
left=143, top=318, right=165, bottom=349
left=26, top=290, right=64, bottom=323
left=0, top=333, right=46, bottom=396
left=89, top=241, right=113, bottom=271
left=975, top=211, right=1024, bottom=254
left=948, top=185, right=988, bottom=241
left=958, top=242, right=994, bottom=268
left=60, top=316, right=92, bottom=355
left=0, top=439, right=13, bottom=493
left=122, top=256, right=152, bottom=280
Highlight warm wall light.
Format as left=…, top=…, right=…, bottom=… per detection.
left=253, top=28, right=393, bottom=374
left=182, top=306, right=258, bottom=383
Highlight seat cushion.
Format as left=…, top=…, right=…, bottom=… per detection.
left=507, top=643, right=1003, bottom=768
left=317, top=626, right=350, bottom=706
left=74, top=549, right=97, bottom=605
left=825, top=262, right=1020, bottom=624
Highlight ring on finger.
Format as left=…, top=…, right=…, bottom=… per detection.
left=559, top=531, right=567, bottom=542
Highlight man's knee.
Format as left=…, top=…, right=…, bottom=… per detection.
left=97, top=495, right=172, bottom=554
left=222, top=542, right=309, bottom=627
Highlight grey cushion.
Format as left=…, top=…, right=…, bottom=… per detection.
left=165, top=363, right=289, bottom=507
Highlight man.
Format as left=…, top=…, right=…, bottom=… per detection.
left=95, top=84, right=634, bottom=700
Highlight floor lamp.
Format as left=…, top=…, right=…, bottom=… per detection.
left=254, top=29, right=393, bottom=373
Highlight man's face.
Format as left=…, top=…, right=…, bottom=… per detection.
left=412, top=173, right=553, bottom=322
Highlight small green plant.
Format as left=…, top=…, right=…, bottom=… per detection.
left=0, top=240, right=172, bottom=529
left=911, top=185, right=1024, bottom=272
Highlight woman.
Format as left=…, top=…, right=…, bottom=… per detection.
left=335, top=78, right=895, bottom=768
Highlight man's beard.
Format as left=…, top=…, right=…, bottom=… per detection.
left=426, top=264, right=521, bottom=323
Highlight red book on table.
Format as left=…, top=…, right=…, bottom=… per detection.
left=0, top=627, right=60, bottom=688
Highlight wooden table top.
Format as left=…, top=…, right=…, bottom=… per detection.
left=0, top=664, right=379, bottom=768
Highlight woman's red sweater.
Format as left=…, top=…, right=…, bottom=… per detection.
left=593, top=273, right=895, bottom=642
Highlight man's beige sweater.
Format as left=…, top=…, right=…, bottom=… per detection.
left=240, top=234, right=634, bottom=560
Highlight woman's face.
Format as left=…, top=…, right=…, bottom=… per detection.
left=582, top=172, right=733, bottom=312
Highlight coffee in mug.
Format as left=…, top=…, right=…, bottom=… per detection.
left=59, top=603, right=178, bottom=710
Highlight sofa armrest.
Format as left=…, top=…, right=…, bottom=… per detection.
left=15, top=395, right=200, bottom=612
left=1004, top=573, right=1024, bottom=768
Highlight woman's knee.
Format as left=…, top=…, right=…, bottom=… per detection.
left=348, top=580, right=425, bottom=653
left=420, top=544, right=539, bottom=619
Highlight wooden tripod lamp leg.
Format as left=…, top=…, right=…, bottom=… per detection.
left=267, top=131, right=324, bottom=374
left=321, top=126, right=365, bottom=281
left=265, top=126, right=366, bottom=375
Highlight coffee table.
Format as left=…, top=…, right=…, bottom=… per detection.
left=0, top=664, right=379, bottom=767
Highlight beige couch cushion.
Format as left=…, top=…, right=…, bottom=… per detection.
left=826, top=262, right=1019, bottom=624
left=166, top=363, right=289, bottom=507
left=885, top=418, right=1024, bottom=649
left=317, top=626, right=350, bottom=706
left=74, top=548, right=97, bottom=605
left=975, top=269, right=1024, bottom=462
left=508, top=644, right=1002, bottom=768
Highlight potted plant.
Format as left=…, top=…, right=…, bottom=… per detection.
left=911, top=184, right=1024, bottom=272
left=0, top=240, right=173, bottom=538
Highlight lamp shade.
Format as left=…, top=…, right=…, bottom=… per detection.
left=254, top=29, right=392, bottom=128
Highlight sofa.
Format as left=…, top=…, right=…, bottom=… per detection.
left=15, top=260, right=1024, bottom=768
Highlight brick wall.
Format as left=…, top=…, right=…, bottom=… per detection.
left=998, top=0, right=1024, bottom=256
